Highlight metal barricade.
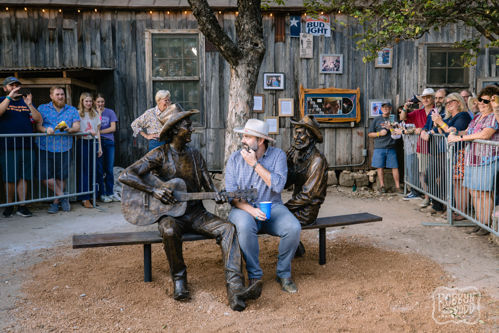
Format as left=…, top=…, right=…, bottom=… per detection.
left=403, top=133, right=499, bottom=236
left=0, top=133, right=97, bottom=208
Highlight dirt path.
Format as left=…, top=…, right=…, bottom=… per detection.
left=0, top=187, right=497, bottom=332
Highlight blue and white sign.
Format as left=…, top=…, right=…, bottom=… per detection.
left=289, top=15, right=301, bottom=37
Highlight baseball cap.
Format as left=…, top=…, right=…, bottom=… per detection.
left=2, top=76, right=21, bottom=86
left=381, top=102, right=392, bottom=107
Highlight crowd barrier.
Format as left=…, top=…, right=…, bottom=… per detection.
left=0, top=133, right=98, bottom=208
left=403, top=133, right=498, bottom=236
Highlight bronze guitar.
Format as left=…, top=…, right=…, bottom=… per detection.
left=121, top=177, right=257, bottom=226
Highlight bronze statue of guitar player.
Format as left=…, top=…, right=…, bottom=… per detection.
left=119, top=104, right=260, bottom=311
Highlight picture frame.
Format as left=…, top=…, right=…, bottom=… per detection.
left=319, top=54, right=343, bottom=74
left=299, top=85, right=361, bottom=123
left=263, top=73, right=285, bottom=90
left=278, top=98, right=294, bottom=117
left=368, top=99, right=392, bottom=118
left=253, top=94, right=265, bottom=113
left=477, top=77, right=499, bottom=91
left=375, top=48, right=393, bottom=68
left=264, top=116, right=279, bottom=134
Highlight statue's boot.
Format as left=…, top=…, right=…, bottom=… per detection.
left=173, top=274, right=190, bottom=301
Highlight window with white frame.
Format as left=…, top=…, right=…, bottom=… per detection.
left=148, top=31, right=203, bottom=125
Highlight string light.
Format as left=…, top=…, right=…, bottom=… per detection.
left=167, top=11, right=170, bottom=14
left=236, top=11, right=239, bottom=15
left=5, top=7, right=8, bottom=11
left=269, top=13, right=272, bottom=17
left=218, top=11, right=222, bottom=14
left=77, top=9, right=81, bottom=13
left=42, top=9, right=45, bottom=13
left=24, top=7, right=28, bottom=11
left=338, top=10, right=341, bottom=14
left=184, top=10, right=188, bottom=14
left=149, top=10, right=153, bottom=14
left=321, top=11, right=324, bottom=15
left=58, top=9, right=62, bottom=13
left=94, top=8, right=98, bottom=13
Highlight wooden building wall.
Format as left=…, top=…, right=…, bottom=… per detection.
left=0, top=8, right=497, bottom=170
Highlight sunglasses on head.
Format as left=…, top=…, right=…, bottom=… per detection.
left=478, top=97, right=491, bottom=104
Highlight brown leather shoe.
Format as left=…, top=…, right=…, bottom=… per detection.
left=82, top=200, right=92, bottom=208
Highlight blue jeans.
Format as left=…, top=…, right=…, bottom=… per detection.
left=148, top=139, right=165, bottom=151
left=77, top=140, right=97, bottom=200
left=228, top=203, right=301, bottom=279
left=97, top=138, right=115, bottom=196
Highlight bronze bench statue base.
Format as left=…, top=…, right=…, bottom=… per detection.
left=73, top=212, right=382, bottom=282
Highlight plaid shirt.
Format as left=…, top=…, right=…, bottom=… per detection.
left=465, top=112, right=499, bottom=166
left=130, top=106, right=164, bottom=137
left=225, top=146, right=287, bottom=206
left=37, top=102, right=80, bottom=152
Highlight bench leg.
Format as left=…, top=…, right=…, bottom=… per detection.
left=144, top=244, right=152, bottom=282
left=319, top=228, right=326, bottom=265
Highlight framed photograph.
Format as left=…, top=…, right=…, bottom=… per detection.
left=477, top=77, right=499, bottom=91
left=375, top=48, right=393, bottom=68
left=278, top=98, right=294, bottom=117
left=253, top=94, right=265, bottom=113
left=264, top=116, right=279, bottom=134
left=320, top=54, right=343, bottom=74
left=263, top=73, right=285, bottom=90
left=299, top=85, right=361, bottom=123
left=369, top=99, right=391, bottom=118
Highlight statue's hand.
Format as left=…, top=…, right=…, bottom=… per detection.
left=286, top=146, right=296, bottom=161
left=153, top=187, right=177, bottom=205
left=214, top=191, right=227, bottom=204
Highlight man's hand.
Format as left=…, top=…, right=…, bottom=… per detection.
left=393, top=128, right=403, bottom=135
left=46, top=127, right=55, bottom=135
left=249, top=206, right=267, bottom=221
left=420, top=130, right=430, bottom=141
left=23, top=93, right=33, bottom=106
left=152, top=187, right=177, bottom=205
left=447, top=133, right=460, bottom=143
left=241, top=148, right=257, bottom=167
left=214, top=192, right=228, bottom=204
left=142, top=132, right=159, bottom=140
left=8, top=86, right=21, bottom=99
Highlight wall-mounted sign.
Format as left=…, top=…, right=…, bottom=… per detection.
left=305, top=15, right=331, bottom=37
left=289, top=16, right=301, bottom=38
left=300, top=33, right=313, bottom=58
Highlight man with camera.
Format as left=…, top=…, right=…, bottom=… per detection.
left=0, top=77, right=42, bottom=217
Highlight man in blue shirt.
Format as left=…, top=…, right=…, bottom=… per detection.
left=36, top=86, right=80, bottom=214
left=225, top=119, right=301, bottom=297
left=0, top=77, right=42, bottom=217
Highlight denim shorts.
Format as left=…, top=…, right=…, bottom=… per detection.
left=463, top=162, right=498, bottom=191
left=371, top=148, right=398, bottom=169
left=0, top=149, right=35, bottom=182
left=38, top=150, right=71, bottom=180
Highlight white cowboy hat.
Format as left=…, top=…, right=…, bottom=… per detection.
left=234, top=119, right=276, bottom=143
left=417, top=88, right=435, bottom=101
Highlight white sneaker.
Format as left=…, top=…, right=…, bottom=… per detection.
left=101, top=195, right=112, bottom=203
left=110, top=194, right=121, bottom=202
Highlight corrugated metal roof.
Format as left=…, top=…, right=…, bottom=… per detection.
left=0, top=67, right=114, bottom=72
left=0, top=0, right=304, bottom=9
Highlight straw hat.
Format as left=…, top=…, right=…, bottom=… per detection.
left=234, top=119, right=275, bottom=142
left=290, top=115, right=323, bottom=143
left=417, top=88, right=435, bottom=101
left=159, top=104, right=199, bottom=141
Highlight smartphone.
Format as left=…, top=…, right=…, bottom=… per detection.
left=18, top=88, right=31, bottom=97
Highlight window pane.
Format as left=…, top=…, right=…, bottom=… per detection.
left=448, top=53, right=464, bottom=67
left=153, top=81, right=201, bottom=124
left=152, top=34, right=199, bottom=77
left=428, top=69, right=446, bottom=84
left=448, top=69, right=465, bottom=84
left=429, top=52, right=446, bottom=67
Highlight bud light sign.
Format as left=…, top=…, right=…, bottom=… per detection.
left=305, top=15, right=331, bottom=37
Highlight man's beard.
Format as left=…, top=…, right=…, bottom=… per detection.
left=53, top=100, right=65, bottom=108
left=243, top=142, right=258, bottom=152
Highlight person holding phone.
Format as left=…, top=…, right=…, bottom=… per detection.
left=0, top=77, right=42, bottom=217
left=36, top=86, right=80, bottom=214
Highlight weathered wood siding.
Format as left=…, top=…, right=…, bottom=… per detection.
left=0, top=8, right=496, bottom=170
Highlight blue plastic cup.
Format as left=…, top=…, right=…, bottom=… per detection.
left=259, top=201, right=272, bottom=221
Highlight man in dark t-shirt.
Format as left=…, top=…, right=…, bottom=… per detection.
left=0, top=77, right=42, bottom=217
left=368, top=102, right=402, bottom=193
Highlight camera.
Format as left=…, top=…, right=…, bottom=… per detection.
left=18, top=88, right=31, bottom=97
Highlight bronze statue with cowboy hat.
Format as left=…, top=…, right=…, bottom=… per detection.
left=119, top=104, right=260, bottom=311
left=285, top=115, right=328, bottom=225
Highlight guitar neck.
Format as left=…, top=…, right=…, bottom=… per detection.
left=174, top=191, right=239, bottom=202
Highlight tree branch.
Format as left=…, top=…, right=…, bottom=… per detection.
left=188, top=0, right=242, bottom=66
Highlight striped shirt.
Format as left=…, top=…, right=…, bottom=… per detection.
left=225, top=146, right=287, bottom=206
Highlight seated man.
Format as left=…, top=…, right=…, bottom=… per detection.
left=119, top=104, right=258, bottom=311
left=285, top=116, right=328, bottom=226
left=225, top=119, right=301, bottom=297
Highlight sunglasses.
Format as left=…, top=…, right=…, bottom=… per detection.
left=444, top=100, right=457, bottom=106
left=478, top=97, right=491, bottom=104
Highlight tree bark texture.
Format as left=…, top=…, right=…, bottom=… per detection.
left=188, top=0, right=266, bottom=166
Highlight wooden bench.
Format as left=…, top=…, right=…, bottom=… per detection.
left=73, top=212, right=382, bottom=282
